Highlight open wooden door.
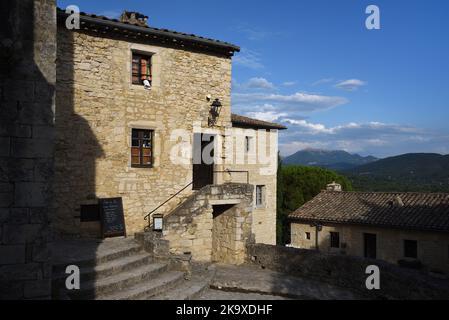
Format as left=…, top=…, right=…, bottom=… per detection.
left=192, top=133, right=215, bottom=190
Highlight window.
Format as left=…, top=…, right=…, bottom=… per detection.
left=132, top=53, right=152, bottom=85
left=404, top=240, right=418, bottom=259
left=245, top=136, right=252, bottom=153
left=305, top=232, right=311, bottom=240
left=255, top=185, right=265, bottom=207
left=330, top=232, right=340, bottom=248
left=131, top=129, right=153, bottom=168
left=80, top=204, right=100, bottom=222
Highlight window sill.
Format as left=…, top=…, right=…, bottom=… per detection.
left=131, top=165, right=153, bottom=169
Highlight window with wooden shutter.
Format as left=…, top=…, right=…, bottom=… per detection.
left=132, top=53, right=152, bottom=85
left=131, top=129, right=153, bottom=168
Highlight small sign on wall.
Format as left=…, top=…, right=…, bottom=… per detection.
left=99, top=197, right=126, bottom=238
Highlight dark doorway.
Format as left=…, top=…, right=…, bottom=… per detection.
left=193, top=133, right=215, bottom=190
left=364, top=233, right=377, bottom=259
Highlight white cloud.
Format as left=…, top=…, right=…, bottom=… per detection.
left=278, top=118, right=449, bottom=157
left=233, top=92, right=349, bottom=112
left=233, top=48, right=263, bottom=69
left=311, top=78, right=334, bottom=86
left=282, top=81, right=297, bottom=87
left=246, top=77, right=275, bottom=90
left=335, top=79, right=367, bottom=91
left=245, top=107, right=288, bottom=122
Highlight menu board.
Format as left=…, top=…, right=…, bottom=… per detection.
left=99, top=198, right=126, bottom=238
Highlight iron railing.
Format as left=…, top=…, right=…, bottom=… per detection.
left=143, top=170, right=250, bottom=229
left=144, top=181, right=193, bottom=223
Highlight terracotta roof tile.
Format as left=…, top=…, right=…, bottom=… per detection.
left=231, top=114, right=287, bottom=130
left=56, top=8, right=240, bottom=55
left=289, top=191, right=449, bottom=233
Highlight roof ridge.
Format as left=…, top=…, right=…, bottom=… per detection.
left=56, top=8, right=240, bottom=54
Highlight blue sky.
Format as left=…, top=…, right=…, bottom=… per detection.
left=58, top=0, right=449, bottom=158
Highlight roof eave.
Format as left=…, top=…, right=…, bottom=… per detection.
left=56, top=9, right=240, bottom=56
left=288, top=216, right=449, bottom=234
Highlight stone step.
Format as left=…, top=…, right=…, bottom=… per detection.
left=53, top=252, right=152, bottom=283
left=66, top=262, right=169, bottom=300
left=52, top=238, right=143, bottom=272
left=148, top=276, right=210, bottom=300
left=100, top=271, right=185, bottom=300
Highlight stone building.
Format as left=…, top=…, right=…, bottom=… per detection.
left=1, top=1, right=286, bottom=298
left=52, top=8, right=285, bottom=262
left=289, top=185, right=449, bottom=274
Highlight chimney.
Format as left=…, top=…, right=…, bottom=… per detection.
left=120, top=11, right=149, bottom=27
left=393, top=195, right=404, bottom=207
left=326, top=181, right=342, bottom=192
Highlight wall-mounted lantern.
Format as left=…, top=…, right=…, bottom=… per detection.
left=153, top=214, right=164, bottom=232
left=208, top=98, right=222, bottom=127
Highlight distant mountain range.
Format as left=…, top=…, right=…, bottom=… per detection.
left=344, top=153, right=449, bottom=192
left=282, top=149, right=378, bottom=170
left=282, top=150, right=449, bottom=192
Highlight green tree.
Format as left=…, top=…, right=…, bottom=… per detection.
left=276, top=164, right=353, bottom=245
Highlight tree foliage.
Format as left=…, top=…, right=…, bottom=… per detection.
left=276, top=163, right=353, bottom=245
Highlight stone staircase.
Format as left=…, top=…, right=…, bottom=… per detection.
left=51, top=237, right=209, bottom=300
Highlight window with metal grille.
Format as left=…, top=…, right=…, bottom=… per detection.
left=330, top=232, right=340, bottom=248
left=404, top=240, right=418, bottom=259
left=131, top=129, right=153, bottom=168
left=255, top=185, right=265, bottom=207
left=132, top=53, right=152, bottom=85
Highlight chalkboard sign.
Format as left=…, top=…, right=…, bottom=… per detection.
left=99, top=198, right=126, bottom=238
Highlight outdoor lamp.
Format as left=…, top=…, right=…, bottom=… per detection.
left=208, top=98, right=222, bottom=126
left=153, top=214, right=163, bottom=232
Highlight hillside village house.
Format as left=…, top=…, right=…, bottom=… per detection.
left=1, top=0, right=290, bottom=299
left=53, top=9, right=286, bottom=262
left=289, top=183, right=449, bottom=274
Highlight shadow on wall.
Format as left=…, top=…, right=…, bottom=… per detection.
left=53, top=24, right=104, bottom=238
left=0, top=0, right=55, bottom=299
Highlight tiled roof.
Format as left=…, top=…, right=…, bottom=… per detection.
left=231, top=114, right=287, bottom=130
left=289, top=191, right=449, bottom=233
left=56, top=8, right=240, bottom=56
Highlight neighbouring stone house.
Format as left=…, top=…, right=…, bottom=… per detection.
left=53, top=8, right=286, bottom=262
left=289, top=183, right=449, bottom=274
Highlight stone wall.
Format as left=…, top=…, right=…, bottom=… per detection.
left=291, top=222, right=449, bottom=274
left=55, top=26, right=233, bottom=237
left=163, top=183, right=253, bottom=263
left=247, top=244, right=449, bottom=300
left=0, top=0, right=56, bottom=299
left=226, top=127, right=278, bottom=246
